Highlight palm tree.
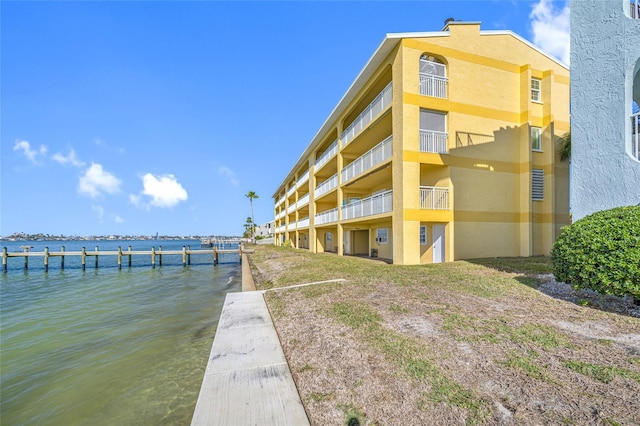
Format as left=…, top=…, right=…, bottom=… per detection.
left=559, top=131, right=571, bottom=161
left=245, top=191, right=259, bottom=242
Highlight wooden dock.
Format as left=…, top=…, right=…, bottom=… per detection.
left=2, top=245, right=242, bottom=272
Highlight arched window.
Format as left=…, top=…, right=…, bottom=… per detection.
left=419, top=54, right=447, bottom=98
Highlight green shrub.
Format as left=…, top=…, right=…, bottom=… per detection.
left=551, top=206, right=640, bottom=300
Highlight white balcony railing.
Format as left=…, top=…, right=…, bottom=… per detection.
left=315, top=208, right=338, bottom=225
left=342, top=190, right=393, bottom=220
left=420, top=186, right=450, bottom=210
left=342, top=136, right=393, bottom=183
left=632, top=0, right=639, bottom=18
left=315, top=174, right=338, bottom=198
left=297, top=217, right=310, bottom=228
left=287, top=185, right=296, bottom=198
left=297, top=170, right=310, bottom=188
left=632, top=112, right=640, bottom=160
left=276, top=225, right=286, bottom=233
left=276, top=195, right=286, bottom=207
left=419, top=74, right=448, bottom=98
left=298, top=193, right=310, bottom=208
left=419, top=130, right=448, bottom=154
left=287, top=202, right=296, bottom=214
left=275, top=210, right=285, bottom=220
left=315, top=140, right=338, bottom=170
left=341, top=83, right=393, bottom=148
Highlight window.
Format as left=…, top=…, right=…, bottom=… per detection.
left=419, top=109, right=447, bottom=153
left=531, top=126, right=542, bottom=151
left=420, top=225, right=427, bottom=245
left=419, top=54, right=447, bottom=98
left=532, top=169, right=544, bottom=200
left=375, top=228, right=388, bottom=244
left=531, top=78, right=541, bottom=102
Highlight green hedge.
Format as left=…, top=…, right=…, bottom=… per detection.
left=551, top=206, right=640, bottom=300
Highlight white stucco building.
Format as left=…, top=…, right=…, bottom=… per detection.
left=570, top=0, right=640, bottom=220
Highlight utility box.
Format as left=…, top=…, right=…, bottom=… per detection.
left=371, top=248, right=378, bottom=258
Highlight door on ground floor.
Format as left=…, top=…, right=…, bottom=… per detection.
left=432, top=224, right=445, bottom=263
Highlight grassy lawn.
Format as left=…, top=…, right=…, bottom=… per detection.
left=248, top=245, right=640, bottom=425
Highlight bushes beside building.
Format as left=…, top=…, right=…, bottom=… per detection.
left=551, top=206, right=640, bottom=300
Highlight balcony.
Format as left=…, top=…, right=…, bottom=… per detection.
left=297, top=170, right=310, bottom=188
left=420, top=186, right=449, bottom=210
left=276, top=195, right=286, bottom=207
left=287, top=202, right=297, bottom=214
left=342, top=190, right=393, bottom=220
left=315, top=207, right=338, bottom=225
left=297, top=217, right=310, bottom=228
left=298, top=193, right=310, bottom=208
left=342, top=135, right=393, bottom=183
left=632, top=112, right=639, bottom=159
left=287, top=185, right=296, bottom=198
left=341, top=82, right=393, bottom=148
left=276, top=225, right=286, bottom=233
left=315, top=140, right=338, bottom=170
left=632, top=0, right=639, bottom=18
left=275, top=210, right=285, bottom=220
left=315, top=173, right=338, bottom=198
left=419, top=74, right=447, bottom=98
left=419, top=130, right=448, bottom=154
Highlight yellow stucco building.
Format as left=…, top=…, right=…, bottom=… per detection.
left=273, top=21, right=570, bottom=265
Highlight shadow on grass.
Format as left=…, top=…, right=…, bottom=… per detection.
left=466, top=256, right=640, bottom=319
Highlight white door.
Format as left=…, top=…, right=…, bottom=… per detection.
left=432, top=224, right=445, bottom=263
left=344, top=231, right=351, bottom=255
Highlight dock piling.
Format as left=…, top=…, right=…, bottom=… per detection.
left=95, top=246, right=99, bottom=269
left=182, top=246, right=187, bottom=267
left=187, top=245, right=191, bottom=265
left=128, top=246, right=132, bottom=268
left=117, top=246, right=122, bottom=270
left=2, top=247, right=7, bottom=272
left=61, top=246, right=65, bottom=270
left=159, top=246, right=162, bottom=267
left=81, top=247, right=86, bottom=271
left=44, top=247, right=49, bottom=273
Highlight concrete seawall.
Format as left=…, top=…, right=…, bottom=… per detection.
left=191, top=251, right=308, bottom=425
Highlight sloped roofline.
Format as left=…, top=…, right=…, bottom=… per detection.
left=273, top=25, right=569, bottom=197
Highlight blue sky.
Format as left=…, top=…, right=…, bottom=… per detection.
left=1, top=0, right=569, bottom=237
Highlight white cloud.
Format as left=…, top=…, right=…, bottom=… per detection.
left=131, top=173, right=188, bottom=209
left=114, top=215, right=124, bottom=223
left=530, top=0, right=570, bottom=65
left=218, top=165, right=240, bottom=186
left=52, top=148, right=85, bottom=167
left=78, top=163, right=122, bottom=198
left=13, top=139, right=47, bottom=164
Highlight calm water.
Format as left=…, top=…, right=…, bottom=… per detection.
left=1, top=240, right=241, bottom=425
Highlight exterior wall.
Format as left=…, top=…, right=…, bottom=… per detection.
left=272, top=22, right=570, bottom=264
left=571, top=0, right=640, bottom=220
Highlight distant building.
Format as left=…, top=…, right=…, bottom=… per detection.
left=255, top=221, right=274, bottom=238
left=570, top=0, right=640, bottom=220
left=272, top=21, right=570, bottom=265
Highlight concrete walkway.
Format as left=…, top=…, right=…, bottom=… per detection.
left=191, top=290, right=309, bottom=425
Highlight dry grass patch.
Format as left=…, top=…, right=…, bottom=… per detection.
left=250, top=246, right=640, bottom=425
